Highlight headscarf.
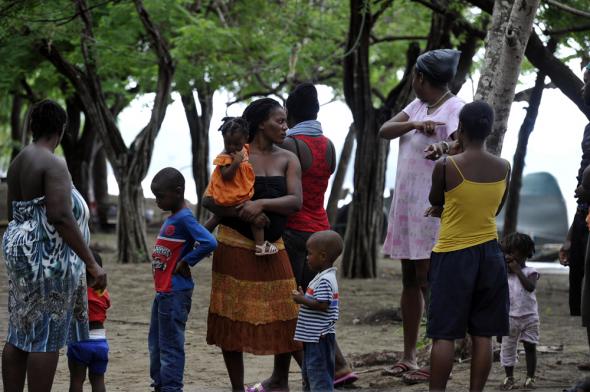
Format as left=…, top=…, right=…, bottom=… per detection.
left=416, top=49, right=461, bottom=84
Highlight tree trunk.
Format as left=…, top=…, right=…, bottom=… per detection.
left=341, top=0, right=381, bottom=278
left=180, top=87, right=213, bottom=222
left=474, top=0, right=541, bottom=155
left=327, top=123, right=355, bottom=226
left=92, top=145, right=110, bottom=230
left=503, top=39, right=556, bottom=237
left=116, top=179, right=148, bottom=263
left=466, top=0, right=590, bottom=120
left=10, top=92, right=24, bottom=162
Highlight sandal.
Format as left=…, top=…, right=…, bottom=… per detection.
left=402, top=367, right=431, bottom=385
left=578, top=362, right=590, bottom=371
left=500, top=376, right=516, bottom=390
left=334, top=370, right=359, bottom=387
left=255, top=241, right=278, bottom=256
left=382, top=361, right=418, bottom=377
left=523, top=377, right=536, bottom=389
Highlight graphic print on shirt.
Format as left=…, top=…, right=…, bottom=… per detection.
left=152, top=234, right=186, bottom=292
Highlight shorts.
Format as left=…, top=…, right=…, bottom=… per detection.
left=500, top=315, right=540, bottom=367
left=67, top=338, right=109, bottom=374
left=427, top=240, right=509, bottom=340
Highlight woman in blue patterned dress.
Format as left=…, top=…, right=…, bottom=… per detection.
left=2, top=100, right=107, bottom=391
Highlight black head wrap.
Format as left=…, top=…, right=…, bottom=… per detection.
left=415, top=49, right=461, bottom=85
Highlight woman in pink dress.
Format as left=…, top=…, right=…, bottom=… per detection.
left=379, top=49, right=464, bottom=384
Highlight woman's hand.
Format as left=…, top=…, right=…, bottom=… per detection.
left=424, top=142, right=447, bottom=160
left=414, top=120, right=445, bottom=136
left=237, top=200, right=265, bottom=222
left=559, top=240, right=571, bottom=266
left=87, top=262, right=107, bottom=291
left=425, top=206, right=443, bottom=218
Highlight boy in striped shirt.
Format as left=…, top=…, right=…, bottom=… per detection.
left=292, top=230, right=342, bottom=392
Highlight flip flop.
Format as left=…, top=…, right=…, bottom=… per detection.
left=578, top=362, right=590, bottom=371
left=382, top=361, right=418, bottom=377
left=402, top=368, right=431, bottom=385
left=246, top=383, right=266, bottom=392
left=334, top=371, right=359, bottom=387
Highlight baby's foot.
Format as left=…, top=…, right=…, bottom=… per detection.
left=255, top=241, right=278, bottom=256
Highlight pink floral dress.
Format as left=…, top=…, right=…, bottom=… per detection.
left=383, top=96, right=464, bottom=260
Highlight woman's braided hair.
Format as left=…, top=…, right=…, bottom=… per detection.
left=242, top=98, right=282, bottom=142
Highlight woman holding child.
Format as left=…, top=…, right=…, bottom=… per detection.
left=204, top=98, right=303, bottom=391
left=2, top=100, right=107, bottom=391
left=379, top=49, right=464, bottom=383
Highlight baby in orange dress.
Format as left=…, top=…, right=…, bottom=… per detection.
left=206, top=117, right=278, bottom=256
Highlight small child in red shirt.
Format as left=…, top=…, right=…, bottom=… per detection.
left=68, top=251, right=111, bottom=392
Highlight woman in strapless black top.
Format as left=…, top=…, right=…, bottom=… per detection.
left=203, top=98, right=303, bottom=392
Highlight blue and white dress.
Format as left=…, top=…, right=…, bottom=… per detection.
left=2, top=189, right=90, bottom=352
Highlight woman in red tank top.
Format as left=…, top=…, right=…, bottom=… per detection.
left=279, top=83, right=359, bottom=388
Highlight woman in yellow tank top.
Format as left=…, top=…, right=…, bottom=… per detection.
left=426, top=101, right=511, bottom=392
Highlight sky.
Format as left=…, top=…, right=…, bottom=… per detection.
left=113, top=68, right=588, bottom=224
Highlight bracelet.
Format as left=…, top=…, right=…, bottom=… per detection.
left=441, top=141, right=450, bottom=154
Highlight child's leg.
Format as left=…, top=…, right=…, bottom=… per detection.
left=252, top=224, right=265, bottom=246
left=500, top=333, right=518, bottom=377
left=88, top=372, right=106, bottom=392
left=158, top=290, right=192, bottom=390
left=204, top=214, right=221, bottom=232
left=68, top=356, right=87, bottom=392
left=429, top=339, right=454, bottom=391
left=148, top=295, right=162, bottom=390
left=469, top=336, right=493, bottom=392
left=303, top=339, right=332, bottom=392
left=2, top=342, right=28, bottom=392
left=523, top=342, right=537, bottom=378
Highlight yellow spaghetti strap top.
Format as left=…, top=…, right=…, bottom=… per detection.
left=433, top=157, right=508, bottom=253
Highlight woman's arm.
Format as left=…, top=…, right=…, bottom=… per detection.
left=202, top=196, right=241, bottom=218
left=496, top=162, right=511, bottom=216
left=378, top=111, right=414, bottom=140
left=238, top=153, right=302, bottom=220
left=429, top=159, right=445, bottom=207
left=45, top=158, right=107, bottom=290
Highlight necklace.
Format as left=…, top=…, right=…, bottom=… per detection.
left=427, top=90, right=451, bottom=109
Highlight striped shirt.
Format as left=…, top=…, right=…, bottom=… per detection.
left=294, top=267, right=339, bottom=343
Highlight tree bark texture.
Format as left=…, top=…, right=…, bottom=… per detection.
left=181, top=88, right=213, bottom=222
left=91, top=145, right=110, bottom=230
left=474, top=0, right=540, bottom=156
left=10, top=92, right=24, bottom=162
left=341, top=0, right=382, bottom=278
left=327, top=123, right=355, bottom=226
left=40, top=0, right=175, bottom=263
left=467, top=0, right=590, bottom=120
left=503, top=39, right=556, bottom=237
left=502, top=68, right=546, bottom=237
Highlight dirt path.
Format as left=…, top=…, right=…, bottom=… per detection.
left=0, top=230, right=588, bottom=391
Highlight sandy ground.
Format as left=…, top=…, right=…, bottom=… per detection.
left=0, top=230, right=589, bottom=391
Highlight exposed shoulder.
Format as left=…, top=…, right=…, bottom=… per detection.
left=275, top=145, right=298, bottom=161
left=279, top=137, right=298, bottom=154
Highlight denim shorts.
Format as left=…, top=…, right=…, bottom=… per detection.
left=302, top=334, right=335, bottom=392
left=67, top=339, right=109, bottom=374
left=427, top=240, right=509, bottom=340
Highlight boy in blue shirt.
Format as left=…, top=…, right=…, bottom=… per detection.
left=292, top=230, right=342, bottom=392
left=149, top=167, right=217, bottom=392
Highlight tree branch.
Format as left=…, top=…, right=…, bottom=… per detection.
left=544, top=0, right=590, bottom=19
left=370, top=34, right=429, bottom=44
left=514, top=82, right=556, bottom=102
left=544, top=23, right=590, bottom=36
left=410, top=0, right=487, bottom=38
left=372, top=0, right=394, bottom=24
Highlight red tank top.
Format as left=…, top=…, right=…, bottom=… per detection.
left=287, top=135, right=331, bottom=232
